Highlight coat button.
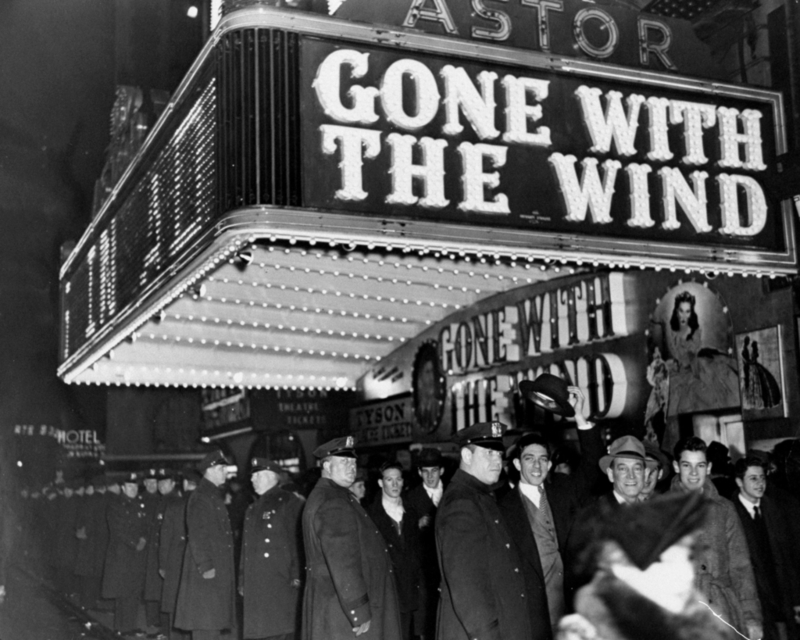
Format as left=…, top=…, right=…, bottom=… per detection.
left=506, top=543, right=510, bottom=548
left=264, top=552, right=270, bottom=558
left=265, top=539, right=270, bottom=543
left=514, top=568, right=519, bottom=573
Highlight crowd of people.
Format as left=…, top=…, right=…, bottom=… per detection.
left=2, top=375, right=800, bottom=640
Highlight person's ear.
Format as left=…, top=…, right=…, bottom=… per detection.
left=606, top=467, right=614, bottom=483
left=512, top=458, right=522, bottom=473
left=673, top=460, right=680, bottom=475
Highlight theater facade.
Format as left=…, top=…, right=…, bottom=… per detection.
left=59, top=0, right=800, bottom=463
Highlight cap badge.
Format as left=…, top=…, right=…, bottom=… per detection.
left=345, top=436, right=354, bottom=448
left=491, top=422, right=502, bottom=437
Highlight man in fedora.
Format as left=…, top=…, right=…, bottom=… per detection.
left=301, top=436, right=401, bottom=640
left=407, top=448, right=446, bottom=640
left=568, top=435, right=659, bottom=593
left=498, top=383, right=603, bottom=639
left=240, top=458, right=304, bottom=640
left=436, top=421, right=532, bottom=640
left=174, top=450, right=237, bottom=640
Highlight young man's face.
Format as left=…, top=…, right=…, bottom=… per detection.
left=736, top=465, right=767, bottom=503
left=379, top=468, right=404, bottom=499
left=418, top=466, right=442, bottom=489
left=143, top=478, right=158, bottom=494
left=674, top=450, right=710, bottom=492
left=349, top=480, right=366, bottom=500
left=641, top=464, right=663, bottom=498
left=606, top=457, right=645, bottom=503
left=513, top=444, right=552, bottom=487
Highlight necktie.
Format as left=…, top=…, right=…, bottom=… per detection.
left=754, top=505, right=761, bottom=521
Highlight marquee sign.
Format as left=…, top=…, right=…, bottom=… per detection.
left=302, top=38, right=785, bottom=253
left=58, top=6, right=795, bottom=389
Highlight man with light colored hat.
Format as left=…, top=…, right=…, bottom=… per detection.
left=436, top=421, right=533, bottom=640
left=301, top=436, right=401, bottom=640
left=240, top=458, right=304, bottom=640
left=175, top=450, right=237, bottom=640
left=598, top=435, right=659, bottom=506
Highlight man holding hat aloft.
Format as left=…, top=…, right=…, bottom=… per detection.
left=102, top=472, right=149, bottom=634
left=175, top=451, right=237, bottom=640
left=499, top=381, right=603, bottom=639
left=301, top=436, right=401, bottom=640
left=436, top=421, right=533, bottom=640
left=240, top=458, right=304, bottom=640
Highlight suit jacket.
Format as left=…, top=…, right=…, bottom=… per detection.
left=499, top=426, right=606, bottom=635
left=436, top=469, right=532, bottom=640
left=367, top=495, right=423, bottom=614
left=733, top=494, right=800, bottom=638
left=302, top=477, right=402, bottom=640
left=174, top=478, right=236, bottom=631
left=240, top=486, right=304, bottom=639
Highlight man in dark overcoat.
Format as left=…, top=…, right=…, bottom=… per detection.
left=406, top=448, right=445, bottom=640
left=301, top=436, right=402, bottom=640
left=498, top=383, right=603, bottom=638
left=174, top=451, right=237, bottom=640
left=160, top=469, right=199, bottom=640
left=733, top=456, right=800, bottom=640
left=436, top=421, right=532, bottom=640
left=368, top=461, right=423, bottom=640
left=102, top=472, right=149, bottom=633
left=142, top=467, right=163, bottom=630
left=74, top=476, right=109, bottom=609
left=240, top=458, right=304, bottom=640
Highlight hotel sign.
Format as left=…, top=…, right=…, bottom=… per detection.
left=302, top=38, right=786, bottom=254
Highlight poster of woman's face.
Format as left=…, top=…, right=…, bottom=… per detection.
left=649, top=282, right=734, bottom=361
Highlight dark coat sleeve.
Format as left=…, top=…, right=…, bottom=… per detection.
left=313, top=495, right=372, bottom=626
left=185, top=492, right=218, bottom=575
left=286, top=495, right=304, bottom=583
left=108, top=498, right=142, bottom=549
left=437, top=496, right=501, bottom=640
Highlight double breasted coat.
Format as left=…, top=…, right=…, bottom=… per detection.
left=144, top=491, right=179, bottom=601
left=240, top=485, right=304, bottom=639
left=102, top=493, right=149, bottom=599
left=301, top=477, right=402, bottom=640
left=436, top=469, right=532, bottom=640
left=174, top=477, right=236, bottom=632
left=158, top=492, right=189, bottom=614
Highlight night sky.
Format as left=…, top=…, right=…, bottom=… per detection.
left=0, top=0, right=115, bottom=439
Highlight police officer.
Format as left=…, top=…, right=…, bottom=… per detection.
left=436, top=421, right=532, bottom=640
left=240, top=458, right=304, bottom=640
left=103, top=472, right=149, bottom=634
left=301, top=436, right=401, bottom=640
left=160, top=469, right=199, bottom=640
left=174, top=451, right=237, bottom=640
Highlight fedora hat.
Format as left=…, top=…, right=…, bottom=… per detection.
left=519, top=374, right=575, bottom=418
left=599, top=435, right=659, bottom=474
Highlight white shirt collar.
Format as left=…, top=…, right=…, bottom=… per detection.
left=382, top=495, right=404, bottom=523
left=738, top=492, right=760, bottom=517
left=424, top=482, right=443, bottom=507
left=519, top=481, right=543, bottom=508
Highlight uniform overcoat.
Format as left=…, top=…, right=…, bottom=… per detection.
left=144, top=491, right=178, bottom=601
left=435, top=469, right=532, bottom=640
left=74, top=493, right=110, bottom=578
left=240, top=485, right=304, bottom=639
left=301, top=477, right=402, bottom=640
left=174, top=477, right=236, bottom=632
left=102, top=493, right=148, bottom=598
left=159, top=493, right=188, bottom=613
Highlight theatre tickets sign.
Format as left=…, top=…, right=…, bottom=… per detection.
left=300, top=21, right=793, bottom=272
